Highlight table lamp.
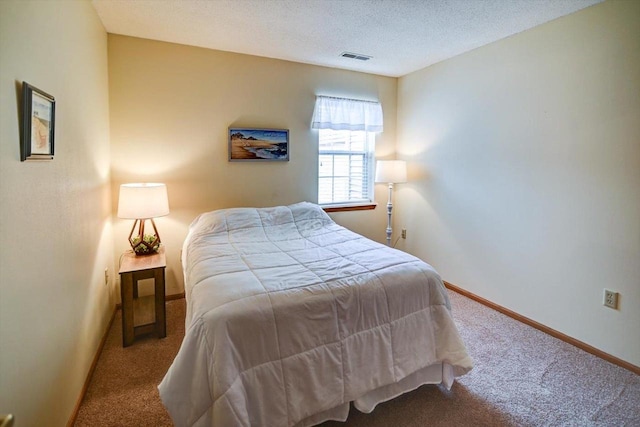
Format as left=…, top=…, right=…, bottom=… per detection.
left=375, top=160, right=407, bottom=246
left=117, top=183, right=169, bottom=255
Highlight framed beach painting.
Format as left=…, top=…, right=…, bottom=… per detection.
left=21, top=82, right=55, bottom=161
left=229, top=128, right=289, bottom=162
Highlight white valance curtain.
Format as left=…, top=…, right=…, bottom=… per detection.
left=311, top=96, right=383, bottom=133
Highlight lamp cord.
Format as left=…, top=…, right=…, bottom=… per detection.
left=392, top=235, right=401, bottom=248
left=118, top=250, right=134, bottom=268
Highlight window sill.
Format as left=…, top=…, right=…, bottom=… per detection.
left=322, top=203, right=377, bottom=213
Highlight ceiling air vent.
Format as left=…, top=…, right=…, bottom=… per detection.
left=340, top=52, right=372, bottom=61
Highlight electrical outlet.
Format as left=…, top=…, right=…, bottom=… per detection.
left=104, top=268, right=109, bottom=286
left=603, top=289, right=618, bottom=309
left=401, top=229, right=407, bottom=239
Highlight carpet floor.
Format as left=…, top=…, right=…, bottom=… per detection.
left=74, top=291, right=639, bottom=426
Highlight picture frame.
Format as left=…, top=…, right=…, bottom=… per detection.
left=21, top=82, right=55, bottom=161
left=229, top=128, right=289, bottom=162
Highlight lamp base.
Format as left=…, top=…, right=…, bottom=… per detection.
left=385, top=183, right=394, bottom=246
left=128, top=218, right=162, bottom=256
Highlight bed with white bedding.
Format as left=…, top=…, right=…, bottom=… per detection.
left=159, top=202, right=473, bottom=427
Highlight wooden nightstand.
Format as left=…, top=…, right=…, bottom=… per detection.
left=119, top=246, right=167, bottom=347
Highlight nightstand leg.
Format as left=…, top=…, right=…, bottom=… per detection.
left=154, top=267, right=166, bottom=338
left=121, top=273, right=135, bottom=347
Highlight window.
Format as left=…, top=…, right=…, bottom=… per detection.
left=311, top=95, right=383, bottom=206
left=318, top=129, right=375, bottom=205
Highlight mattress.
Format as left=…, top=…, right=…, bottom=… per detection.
left=159, top=202, right=473, bottom=426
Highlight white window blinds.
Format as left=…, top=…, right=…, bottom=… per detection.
left=318, top=129, right=374, bottom=205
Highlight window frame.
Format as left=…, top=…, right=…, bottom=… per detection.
left=317, top=129, right=376, bottom=208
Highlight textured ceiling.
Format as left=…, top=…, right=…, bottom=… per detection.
left=92, top=0, right=602, bottom=77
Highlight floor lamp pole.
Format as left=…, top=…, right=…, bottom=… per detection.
left=385, top=182, right=394, bottom=246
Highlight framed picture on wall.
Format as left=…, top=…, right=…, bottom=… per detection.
left=228, top=128, right=289, bottom=162
left=21, top=82, right=55, bottom=161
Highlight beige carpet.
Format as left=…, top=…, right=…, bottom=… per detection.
left=74, top=300, right=184, bottom=426
left=75, top=291, right=639, bottom=426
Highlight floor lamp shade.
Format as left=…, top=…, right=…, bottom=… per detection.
left=118, top=183, right=169, bottom=255
left=375, top=160, right=407, bottom=246
left=375, top=160, right=407, bottom=184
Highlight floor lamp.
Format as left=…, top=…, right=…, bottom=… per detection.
left=375, top=160, right=407, bottom=246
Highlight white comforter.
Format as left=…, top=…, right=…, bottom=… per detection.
left=159, top=202, right=472, bottom=427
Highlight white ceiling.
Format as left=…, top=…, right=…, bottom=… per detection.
left=92, top=0, right=602, bottom=77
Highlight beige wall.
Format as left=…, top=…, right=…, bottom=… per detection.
left=0, top=1, right=114, bottom=425
left=396, top=0, right=640, bottom=366
left=108, top=35, right=398, bottom=296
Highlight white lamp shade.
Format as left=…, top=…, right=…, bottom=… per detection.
left=375, top=160, right=407, bottom=184
left=117, top=183, right=170, bottom=219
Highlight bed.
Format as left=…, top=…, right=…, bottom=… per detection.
left=158, top=202, right=473, bottom=427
